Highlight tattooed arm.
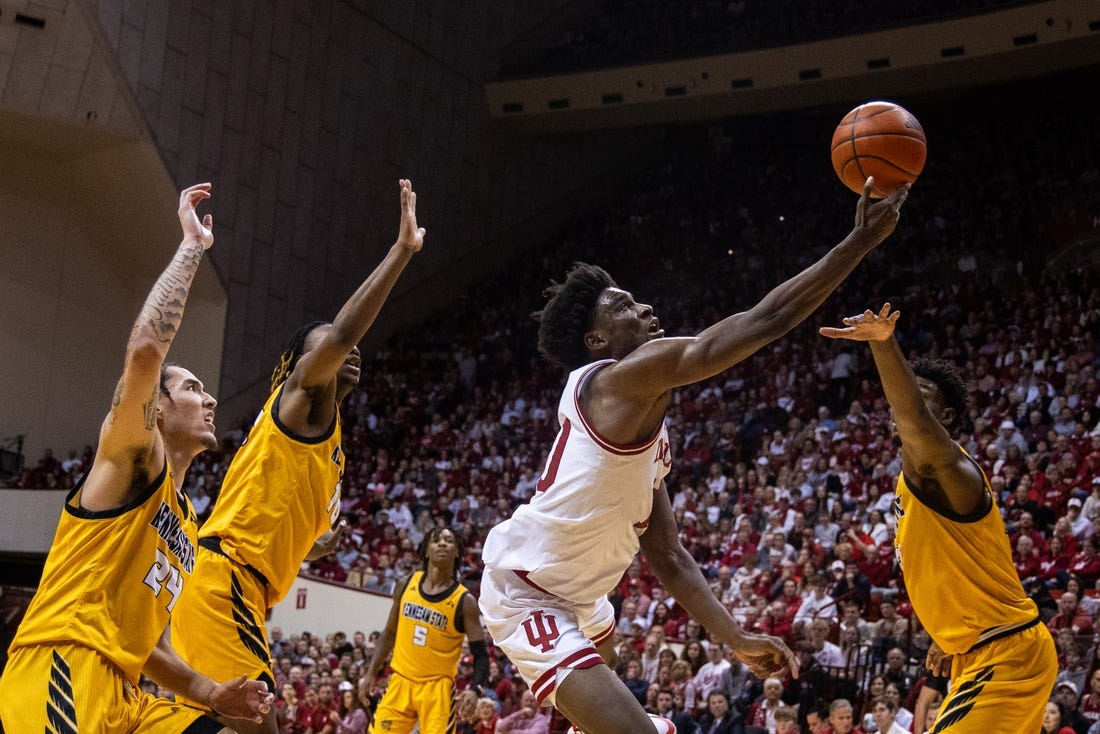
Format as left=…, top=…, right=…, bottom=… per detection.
left=79, top=184, right=215, bottom=511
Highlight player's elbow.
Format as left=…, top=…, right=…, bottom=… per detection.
left=126, top=338, right=167, bottom=377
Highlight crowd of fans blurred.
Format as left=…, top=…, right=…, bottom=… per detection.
left=8, top=69, right=1100, bottom=733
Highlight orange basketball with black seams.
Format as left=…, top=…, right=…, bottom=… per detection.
left=831, top=101, right=927, bottom=198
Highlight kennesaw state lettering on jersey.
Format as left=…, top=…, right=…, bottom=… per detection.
left=150, top=501, right=196, bottom=573
left=402, top=601, right=449, bottom=629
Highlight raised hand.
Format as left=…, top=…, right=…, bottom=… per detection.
left=396, top=179, right=426, bottom=253
left=178, top=183, right=214, bottom=250
left=853, top=177, right=908, bottom=248
left=208, top=675, right=274, bottom=724
left=819, top=303, right=900, bottom=343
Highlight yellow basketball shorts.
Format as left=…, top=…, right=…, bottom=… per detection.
left=370, top=672, right=456, bottom=734
left=0, top=642, right=219, bottom=733
left=170, top=544, right=274, bottom=709
left=932, top=622, right=1058, bottom=733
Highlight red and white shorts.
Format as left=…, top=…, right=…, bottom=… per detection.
left=478, top=565, right=617, bottom=706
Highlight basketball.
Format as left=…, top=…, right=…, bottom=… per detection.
left=830, top=101, right=927, bottom=198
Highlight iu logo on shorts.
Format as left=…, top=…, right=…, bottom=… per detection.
left=521, top=610, right=560, bottom=652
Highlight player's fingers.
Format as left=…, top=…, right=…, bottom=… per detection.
left=889, top=310, right=900, bottom=322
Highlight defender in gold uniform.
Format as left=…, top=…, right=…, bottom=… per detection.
left=822, top=304, right=1057, bottom=734
left=0, top=185, right=272, bottom=732
left=365, top=528, right=488, bottom=734
left=171, top=179, right=426, bottom=732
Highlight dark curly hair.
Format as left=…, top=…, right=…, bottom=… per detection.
left=533, top=262, right=617, bottom=370
left=417, top=526, right=465, bottom=582
left=270, top=320, right=328, bottom=392
left=159, top=361, right=182, bottom=397
left=911, top=357, right=969, bottom=429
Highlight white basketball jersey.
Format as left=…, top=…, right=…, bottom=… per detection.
left=482, top=360, right=672, bottom=604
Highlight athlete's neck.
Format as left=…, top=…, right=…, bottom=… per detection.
left=422, top=563, right=455, bottom=594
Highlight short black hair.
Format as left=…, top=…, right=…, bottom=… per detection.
left=271, top=320, right=328, bottom=392
left=911, top=357, right=968, bottom=429
left=533, top=262, right=616, bottom=370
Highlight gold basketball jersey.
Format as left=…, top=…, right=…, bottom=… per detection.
left=894, top=447, right=1038, bottom=655
left=9, top=463, right=197, bottom=685
left=391, top=571, right=469, bottom=682
left=199, top=386, right=343, bottom=607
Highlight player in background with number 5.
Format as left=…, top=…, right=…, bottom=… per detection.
left=362, top=526, right=488, bottom=733
left=171, top=179, right=426, bottom=733
left=479, top=178, right=909, bottom=733
left=0, top=184, right=273, bottom=731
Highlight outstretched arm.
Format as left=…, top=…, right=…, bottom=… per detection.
left=820, top=304, right=986, bottom=516
left=361, top=574, right=410, bottom=698
left=640, top=481, right=798, bottom=680
left=145, top=625, right=273, bottom=723
left=82, top=184, right=215, bottom=511
left=605, top=179, right=908, bottom=399
left=280, top=179, right=425, bottom=432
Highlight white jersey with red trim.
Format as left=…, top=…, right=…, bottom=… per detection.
left=482, top=360, right=672, bottom=604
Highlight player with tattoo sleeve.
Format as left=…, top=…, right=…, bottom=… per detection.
left=0, top=184, right=273, bottom=733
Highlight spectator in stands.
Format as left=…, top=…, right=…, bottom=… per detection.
left=693, top=641, right=733, bottom=711
left=793, top=573, right=837, bottom=633
left=1048, top=592, right=1096, bottom=637
left=1043, top=700, right=1078, bottom=734
left=453, top=689, right=479, bottom=734
left=495, top=689, right=550, bottom=734
left=805, top=702, right=830, bottom=734
left=488, top=659, right=516, bottom=716
left=474, top=697, right=499, bottom=734
left=807, top=618, right=845, bottom=669
left=1081, top=669, right=1100, bottom=729
left=869, top=696, right=907, bottom=734
left=1053, top=681, right=1091, bottom=734
left=623, top=658, right=650, bottom=705
left=995, top=419, right=1030, bottom=457
left=329, top=682, right=368, bottom=734
left=681, top=639, right=708, bottom=674
left=654, top=687, right=698, bottom=734
left=1057, top=645, right=1089, bottom=704
left=696, top=690, right=741, bottom=734
left=668, top=659, right=699, bottom=716
left=838, top=601, right=871, bottom=644
left=774, top=706, right=799, bottom=734
left=275, top=683, right=300, bottom=734
left=744, top=676, right=789, bottom=732
left=871, top=601, right=909, bottom=658
left=881, top=648, right=915, bottom=700
left=825, top=698, right=865, bottom=734
left=1069, top=539, right=1100, bottom=589
left=883, top=681, right=913, bottom=732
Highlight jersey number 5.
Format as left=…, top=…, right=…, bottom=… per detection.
left=412, top=624, right=428, bottom=646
